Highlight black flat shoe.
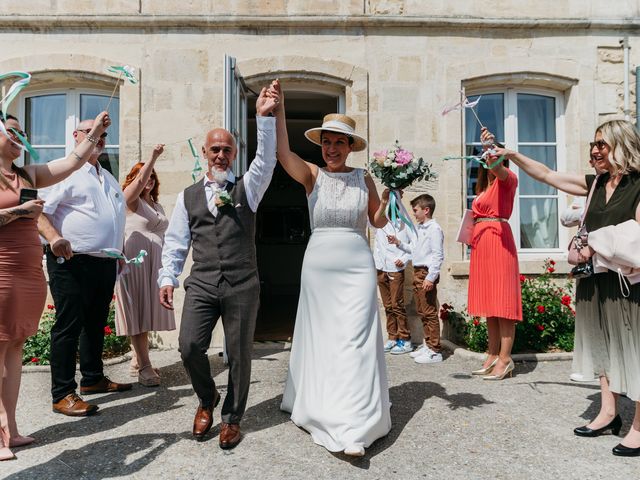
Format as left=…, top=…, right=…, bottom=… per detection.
left=612, top=443, right=640, bottom=457
left=574, top=415, right=622, bottom=437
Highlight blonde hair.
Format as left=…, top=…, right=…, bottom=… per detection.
left=597, top=120, right=640, bottom=175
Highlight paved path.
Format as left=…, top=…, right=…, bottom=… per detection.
left=4, top=346, right=638, bottom=479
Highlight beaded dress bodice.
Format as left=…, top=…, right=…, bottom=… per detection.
left=308, top=168, right=369, bottom=235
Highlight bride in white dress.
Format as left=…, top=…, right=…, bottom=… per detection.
left=271, top=81, right=392, bottom=457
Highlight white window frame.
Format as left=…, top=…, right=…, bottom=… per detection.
left=15, top=88, right=120, bottom=167
left=464, top=86, right=569, bottom=258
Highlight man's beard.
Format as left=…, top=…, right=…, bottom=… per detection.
left=211, top=168, right=227, bottom=185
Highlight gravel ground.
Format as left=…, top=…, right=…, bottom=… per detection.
left=3, top=345, right=638, bottom=479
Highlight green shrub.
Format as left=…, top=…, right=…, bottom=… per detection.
left=23, top=298, right=130, bottom=365
left=441, top=258, right=575, bottom=353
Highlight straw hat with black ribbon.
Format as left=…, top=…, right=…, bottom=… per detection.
left=304, top=114, right=367, bottom=152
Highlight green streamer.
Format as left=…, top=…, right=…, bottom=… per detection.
left=100, top=248, right=147, bottom=265
left=188, top=138, right=203, bottom=183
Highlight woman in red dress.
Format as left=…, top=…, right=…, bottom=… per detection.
left=467, top=128, right=522, bottom=380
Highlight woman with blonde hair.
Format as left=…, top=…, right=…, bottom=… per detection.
left=115, top=145, right=175, bottom=387
left=0, top=111, right=110, bottom=460
left=487, top=119, right=640, bottom=457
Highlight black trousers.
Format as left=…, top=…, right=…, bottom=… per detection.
left=179, top=275, right=259, bottom=425
left=46, top=252, right=117, bottom=403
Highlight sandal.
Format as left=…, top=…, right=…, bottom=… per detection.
left=138, top=365, right=161, bottom=387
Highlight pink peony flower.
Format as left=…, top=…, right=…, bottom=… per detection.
left=372, top=150, right=388, bottom=166
left=395, top=149, right=413, bottom=166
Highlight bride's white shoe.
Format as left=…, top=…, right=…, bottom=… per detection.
left=344, top=445, right=365, bottom=457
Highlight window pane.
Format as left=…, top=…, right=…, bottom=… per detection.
left=25, top=95, right=66, bottom=145
left=465, top=93, right=504, bottom=144
left=517, top=94, right=556, bottom=142
left=465, top=151, right=481, bottom=197
left=27, top=148, right=66, bottom=165
left=519, top=198, right=559, bottom=248
left=80, top=94, right=120, bottom=144
left=99, top=148, right=119, bottom=179
left=518, top=146, right=557, bottom=195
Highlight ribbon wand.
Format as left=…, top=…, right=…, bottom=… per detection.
left=105, top=65, right=137, bottom=113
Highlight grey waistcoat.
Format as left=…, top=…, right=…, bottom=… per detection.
left=183, top=179, right=257, bottom=288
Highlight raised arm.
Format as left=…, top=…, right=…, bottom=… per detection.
left=27, top=111, right=111, bottom=189
left=365, top=173, right=389, bottom=228
left=123, top=144, right=164, bottom=209
left=270, top=80, right=317, bottom=194
left=481, top=128, right=588, bottom=196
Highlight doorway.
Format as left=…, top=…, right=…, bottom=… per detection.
left=247, top=90, right=339, bottom=340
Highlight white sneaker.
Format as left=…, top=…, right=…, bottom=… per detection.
left=409, top=344, right=431, bottom=358
left=414, top=351, right=443, bottom=364
left=383, top=340, right=397, bottom=353
left=570, top=373, right=596, bottom=382
left=390, top=339, right=413, bottom=355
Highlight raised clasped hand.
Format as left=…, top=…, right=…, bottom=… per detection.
left=256, top=79, right=281, bottom=116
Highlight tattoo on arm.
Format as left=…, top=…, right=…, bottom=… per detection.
left=0, top=207, right=31, bottom=227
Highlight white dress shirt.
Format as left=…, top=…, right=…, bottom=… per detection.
left=397, top=218, right=444, bottom=283
left=372, top=223, right=411, bottom=272
left=159, top=116, right=276, bottom=288
left=560, top=196, right=585, bottom=228
left=40, top=161, right=125, bottom=255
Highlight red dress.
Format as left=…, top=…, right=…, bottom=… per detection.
left=0, top=173, right=46, bottom=340
left=467, top=169, right=522, bottom=321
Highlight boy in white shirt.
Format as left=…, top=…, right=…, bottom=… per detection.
left=390, top=194, right=445, bottom=364
left=372, top=224, right=412, bottom=354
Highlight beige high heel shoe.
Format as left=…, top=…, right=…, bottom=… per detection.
left=483, top=360, right=515, bottom=381
left=472, top=357, right=498, bottom=375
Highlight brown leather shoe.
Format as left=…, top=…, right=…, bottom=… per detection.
left=219, top=423, right=241, bottom=449
left=192, top=389, right=221, bottom=440
left=80, top=376, right=133, bottom=395
left=52, top=393, right=99, bottom=416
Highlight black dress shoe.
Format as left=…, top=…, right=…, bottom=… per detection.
left=574, top=415, right=622, bottom=437
left=613, top=443, right=640, bottom=457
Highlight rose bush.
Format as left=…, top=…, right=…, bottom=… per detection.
left=441, top=259, right=575, bottom=353
left=23, top=297, right=130, bottom=365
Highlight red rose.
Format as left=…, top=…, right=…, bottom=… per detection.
left=31, top=357, right=39, bottom=363
left=47, top=304, right=55, bottom=310
left=547, top=267, right=555, bottom=273
left=561, top=295, right=572, bottom=306
left=536, top=324, right=545, bottom=331
left=440, top=310, right=449, bottom=321
left=104, top=326, right=113, bottom=335
left=519, top=275, right=526, bottom=283
left=537, top=305, right=545, bottom=313
left=550, top=260, right=556, bottom=265
left=473, top=319, right=480, bottom=326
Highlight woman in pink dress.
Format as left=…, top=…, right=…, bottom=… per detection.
left=467, top=128, right=522, bottom=380
left=115, top=145, right=175, bottom=387
left=0, top=111, right=110, bottom=460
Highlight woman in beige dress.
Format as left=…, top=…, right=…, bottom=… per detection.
left=115, top=145, right=175, bottom=386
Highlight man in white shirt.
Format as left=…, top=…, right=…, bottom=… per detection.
left=39, top=118, right=131, bottom=417
left=372, top=224, right=412, bottom=354
left=391, top=194, right=445, bottom=364
left=158, top=83, right=279, bottom=449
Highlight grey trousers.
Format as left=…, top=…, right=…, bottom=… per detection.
left=179, top=275, right=259, bottom=424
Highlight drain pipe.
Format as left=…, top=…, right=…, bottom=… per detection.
left=621, top=36, right=630, bottom=120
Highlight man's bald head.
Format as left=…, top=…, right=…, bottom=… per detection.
left=203, top=128, right=237, bottom=178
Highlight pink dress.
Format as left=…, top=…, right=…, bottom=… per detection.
left=0, top=173, right=46, bottom=340
left=467, top=169, right=522, bottom=321
left=114, top=199, right=175, bottom=336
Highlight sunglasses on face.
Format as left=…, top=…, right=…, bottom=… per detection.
left=77, top=129, right=108, bottom=139
left=589, top=140, right=609, bottom=151
left=7, top=128, right=27, bottom=142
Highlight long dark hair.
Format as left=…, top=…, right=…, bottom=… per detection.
left=475, top=158, right=509, bottom=195
left=0, top=113, right=34, bottom=190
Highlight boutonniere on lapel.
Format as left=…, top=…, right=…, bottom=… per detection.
left=214, top=191, right=233, bottom=208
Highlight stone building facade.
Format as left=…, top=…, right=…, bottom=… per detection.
left=1, top=2, right=638, bottom=346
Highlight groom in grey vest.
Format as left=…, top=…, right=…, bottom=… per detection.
left=159, top=83, right=279, bottom=449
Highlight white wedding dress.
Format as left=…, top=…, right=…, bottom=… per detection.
left=281, top=167, right=392, bottom=453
